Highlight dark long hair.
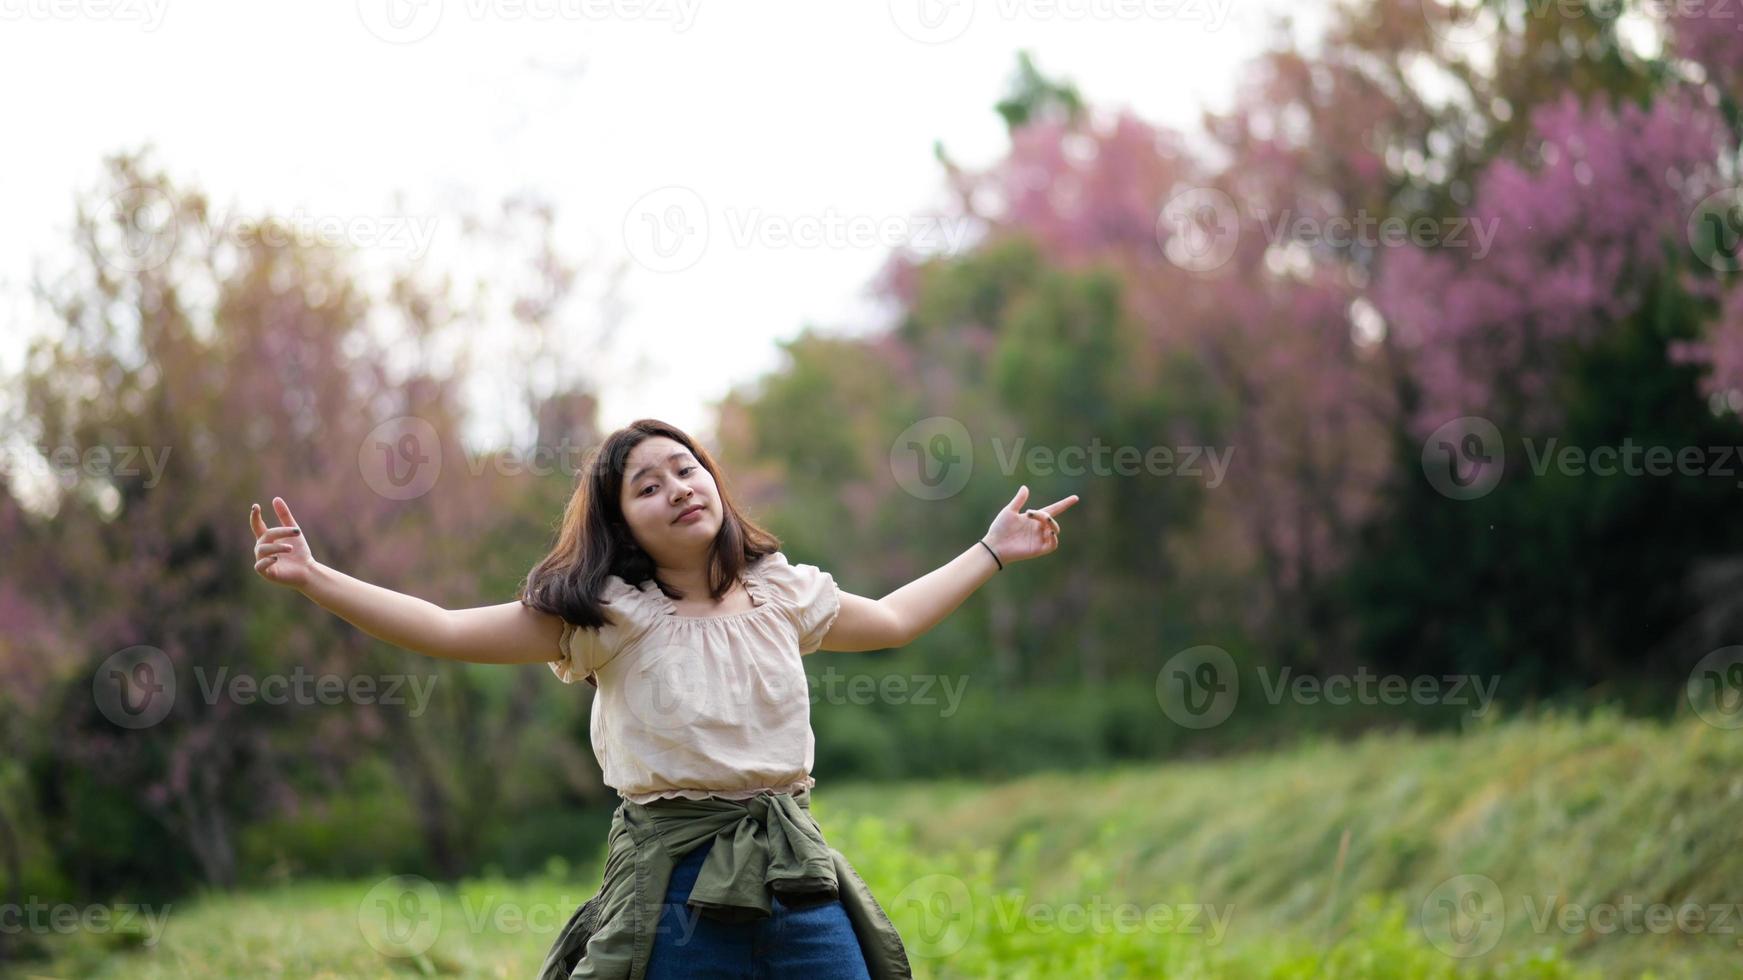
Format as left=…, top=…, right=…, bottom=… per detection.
left=518, top=418, right=781, bottom=630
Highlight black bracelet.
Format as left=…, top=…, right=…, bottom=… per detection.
left=977, top=539, right=1003, bottom=570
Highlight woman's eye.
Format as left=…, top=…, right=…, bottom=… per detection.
left=639, top=466, right=695, bottom=496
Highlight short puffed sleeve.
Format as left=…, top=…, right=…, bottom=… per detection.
left=551, top=620, right=609, bottom=685
left=755, top=551, right=842, bottom=655
left=548, top=577, right=645, bottom=684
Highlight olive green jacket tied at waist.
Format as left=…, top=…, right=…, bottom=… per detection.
left=537, top=787, right=912, bottom=979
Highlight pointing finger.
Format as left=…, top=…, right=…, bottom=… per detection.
left=1040, top=495, right=1080, bottom=517
left=272, top=496, right=299, bottom=529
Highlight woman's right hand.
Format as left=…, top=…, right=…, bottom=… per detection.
left=251, top=496, right=317, bottom=591
left=245, top=495, right=566, bottom=665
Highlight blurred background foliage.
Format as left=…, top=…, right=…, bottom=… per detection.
left=1, top=2, right=1741, bottom=973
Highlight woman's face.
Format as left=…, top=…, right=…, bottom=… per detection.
left=618, top=436, right=722, bottom=564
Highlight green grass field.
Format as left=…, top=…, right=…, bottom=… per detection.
left=7, top=709, right=1738, bottom=978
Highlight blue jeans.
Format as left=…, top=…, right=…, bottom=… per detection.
left=645, top=839, right=873, bottom=979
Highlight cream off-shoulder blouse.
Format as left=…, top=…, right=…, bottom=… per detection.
left=550, top=551, right=843, bottom=803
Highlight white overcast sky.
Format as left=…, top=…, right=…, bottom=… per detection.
left=1, top=0, right=1328, bottom=449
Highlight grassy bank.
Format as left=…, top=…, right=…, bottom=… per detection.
left=819, top=708, right=1743, bottom=977
left=8, top=710, right=1737, bottom=977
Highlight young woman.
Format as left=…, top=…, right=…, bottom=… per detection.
left=249, top=418, right=1078, bottom=978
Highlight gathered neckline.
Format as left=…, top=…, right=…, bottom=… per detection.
left=643, top=555, right=777, bottom=623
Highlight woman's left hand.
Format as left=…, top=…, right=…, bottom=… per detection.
left=982, top=485, right=1080, bottom=565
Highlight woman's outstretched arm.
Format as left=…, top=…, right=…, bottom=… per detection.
left=251, top=496, right=563, bottom=666
left=819, top=484, right=1080, bottom=653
